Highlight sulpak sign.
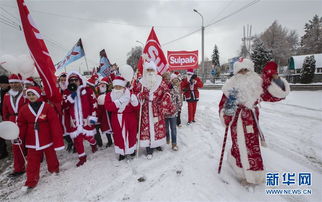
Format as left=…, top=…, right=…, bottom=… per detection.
left=167, top=50, right=198, bottom=71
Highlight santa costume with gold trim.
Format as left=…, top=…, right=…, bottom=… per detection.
left=218, top=59, right=290, bottom=184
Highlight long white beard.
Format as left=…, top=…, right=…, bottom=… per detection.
left=144, top=73, right=156, bottom=90
left=111, top=89, right=124, bottom=100
left=222, top=71, right=263, bottom=109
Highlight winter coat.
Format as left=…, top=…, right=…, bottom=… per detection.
left=2, top=91, right=26, bottom=123
left=181, top=76, right=203, bottom=102
left=17, top=102, right=64, bottom=151
left=165, top=84, right=183, bottom=118
left=62, top=86, right=98, bottom=138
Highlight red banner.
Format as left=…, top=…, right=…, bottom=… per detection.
left=137, top=27, right=168, bottom=75
left=17, top=0, right=61, bottom=103
left=167, top=50, right=198, bottom=71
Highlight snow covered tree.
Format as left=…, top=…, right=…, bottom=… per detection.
left=260, top=21, right=298, bottom=66
left=300, top=55, right=316, bottom=83
left=126, top=46, right=142, bottom=72
left=250, top=38, right=272, bottom=73
left=211, top=45, right=220, bottom=67
left=299, top=15, right=322, bottom=54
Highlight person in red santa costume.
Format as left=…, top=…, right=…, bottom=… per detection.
left=135, top=61, right=174, bottom=159
left=17, top=86, right=64, bottom=190
left=181, top=69, right=203, bottom=125
left=105, top=76, right=139, bottom=160
left=57, top=72, right=74, bottom=152
left=2, top=74, right=27, bottom=177
left=62, top=71, right=98, bottom=167
left=218, top=58, right=290, bottom=189
left=97, top=77, right=114, bottom=148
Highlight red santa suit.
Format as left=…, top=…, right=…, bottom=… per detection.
left=62, top=71, right=98, bottom=166
left=97, top=77, right=113, bottom=136
left=181, top=69, right=203, bottom=123
left=17, top=87, right=64, bottom=188
left=134, top=61, right=175, bottom=149
left=2, top=74, right=26, bottom=173
left=218, top=59, right=290, bottom=184
left=105, top=77, right=139, bottom=155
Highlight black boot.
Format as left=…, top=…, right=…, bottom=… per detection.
left=119, top=155, right=125, bottom=161
left=8, top=171, right=25, bottom=178
left=105, top=133, right=113, bottom=148
left=64, top=135, right=74, bottom=153
left=94, top=128, right=103, bottom=147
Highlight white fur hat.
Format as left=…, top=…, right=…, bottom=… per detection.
left=233, top=58, right=254, bottom=75
left=143, top=61, right=157, bottom=71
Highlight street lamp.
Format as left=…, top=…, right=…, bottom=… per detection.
left=193, top=9, right=205, bottom=81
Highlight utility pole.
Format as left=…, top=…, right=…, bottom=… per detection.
left=193, top=9, right=205, bottom=81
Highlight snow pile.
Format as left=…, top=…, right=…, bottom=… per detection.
left=0, top=90, right=321, bottom=201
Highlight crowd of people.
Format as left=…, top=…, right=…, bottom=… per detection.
left=0, top=58, right=290, bottom=191
left=0, top=60, right=203, bottom=190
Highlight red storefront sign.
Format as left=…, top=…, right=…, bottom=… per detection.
left=167, top=50, right=198, bottom=70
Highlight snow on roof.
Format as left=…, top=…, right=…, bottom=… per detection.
left=289, top=53, right=322, bottom=69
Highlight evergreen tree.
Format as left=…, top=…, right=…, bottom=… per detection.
left=250, top=38, right=272, bottom=73
left=211, top=45, right=220, bottom=67
left=300, top=55, right=316, bottom=83
left=299, top=15, right=322, bottom=54
left=126, top=46, right=142, bottom=72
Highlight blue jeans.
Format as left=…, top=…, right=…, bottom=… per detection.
left=166, top=117, right=177, bottom=144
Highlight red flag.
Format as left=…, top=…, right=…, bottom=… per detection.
left=137, top=27, right=168, bottom=75
left=17, top=0, right=61, bottom=103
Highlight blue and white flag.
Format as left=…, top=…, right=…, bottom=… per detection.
left=98, top=49, right=112, bottom=77
left=55, top=38, right=85, bottom=70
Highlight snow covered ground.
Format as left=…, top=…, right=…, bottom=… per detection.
left=0, top=90, right=321, bottom=202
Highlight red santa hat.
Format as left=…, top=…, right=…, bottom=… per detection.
left=26, top=86, right=42, bottom=98
left=112, top=76, right=127, bottom=87
left=24, top=77, right=35, bottom=85
left=186, top=69, right=194, bottom=75
left=262, top=61, right=278, bottom=78
left=143, top=61, right=157, bottom=71
left=233, top=58, right=254, bottom=75
left=8, top=74, right=23, bottom=83
left=87, top=74, right=98, bottom=87
left=99, top=77, right=111, bottom=85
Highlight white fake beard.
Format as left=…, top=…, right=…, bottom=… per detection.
left=111, top=89, right=124, bottom=100
left=59, top=82, right=67, bottom=90
left=145, top=72, right=156, bottom=90
left=187, top=75, right=192, bottom=80
left=223, top=71, right=263, bottom=109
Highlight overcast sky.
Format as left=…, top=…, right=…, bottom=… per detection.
left=0, top=0, right=321, bottom=73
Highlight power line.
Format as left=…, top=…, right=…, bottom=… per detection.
left=0, top=3, right=198, bottom=29
left=162, top=28, right=200, bottom=46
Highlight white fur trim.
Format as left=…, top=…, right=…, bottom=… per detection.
left=97, top=94, right=106, bottom=105
left=130, top=94, right=139, bottom=107
left=24, top=80, right=34, bottom=85
left=267, top=77, right=290, bottom=99
left=114, top=144, right=136, bottom=155
left=219, top=108, right=226, bottom=127
left=143, top=61, right=157, bottom=71
left=227, top=112, right=265, bottom=184
left=78, top=152, right=86, bottom=157
left=140, top=137, right=166, bottom=148
left=55, top=146, right=65, bottom=151
left=66, top=71, right=87, bottom=88
left=9, top=79, right=22, bottom=83
left=233, top=58, right=254, bottom=75
left=113, top=79, right=127, bottom=87
left=67, top=95, right=75, bottom=103
left=26, top=143, right=53, bottom=151
left=26, top=89, right=40, bottom=98
left=88, top=116, right=98, bottom=123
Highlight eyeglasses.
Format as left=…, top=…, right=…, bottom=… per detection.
left=69, top=79, right=79, bottom=82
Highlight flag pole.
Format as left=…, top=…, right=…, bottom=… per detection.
left=84, top=54, right=89, bottom=72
